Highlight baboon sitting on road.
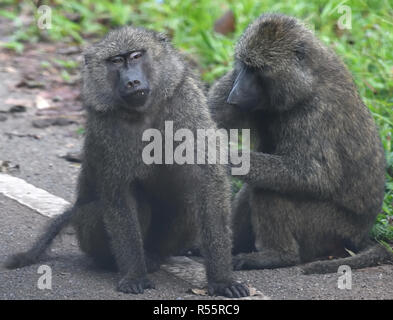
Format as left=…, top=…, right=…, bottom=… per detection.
left=208, top=13, right=391, bottom=274
left=5, top=26, right=249, bottom=297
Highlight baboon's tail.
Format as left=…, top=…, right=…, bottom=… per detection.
left=4, top=207, right=75, bottom=269
left=302, top=243, right=393, bottom=274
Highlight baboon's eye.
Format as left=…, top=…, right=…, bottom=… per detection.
left=110, top=56, right=124, bottom=64
left=295, top=42, right=306, bottom=61
left=130, top=51, right=143, bottom=60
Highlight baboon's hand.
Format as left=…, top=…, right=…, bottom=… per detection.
left=4, top=252, right=37, bottom=269
left=117, top=276, right=155, bottom=294
left=208, top=281, right=250, bottom=298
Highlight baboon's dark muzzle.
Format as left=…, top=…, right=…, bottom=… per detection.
left=119, top=65, right=150, bottom=107
left=227, top=66, right=262, bottom=111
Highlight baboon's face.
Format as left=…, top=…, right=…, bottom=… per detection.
left=229, top=14, right=315, bottom=112
left=106, top=50, right=151, bottom=110
left=82, top=27, right=185, bottom=114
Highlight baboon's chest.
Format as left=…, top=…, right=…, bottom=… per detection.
left=141, top=166, right=188, bottom=202
left=252, top=112, right=281, bottom=154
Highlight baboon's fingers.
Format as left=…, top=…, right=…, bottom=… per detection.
left=208, top=281, right=250, bottom=298
left=224, top=287, right=234, bottom=298
left=228, top=283, right=250, bottom=298
left=229, top=284, right=242, bottom=298
left=236, top=283, right=251, bottom=297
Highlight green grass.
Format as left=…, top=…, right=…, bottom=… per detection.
left=1, top=0, right=392, bottom=241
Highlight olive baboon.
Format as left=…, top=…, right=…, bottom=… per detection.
left=208, top=13, right=391, bottom=274
left=5, top=26, right=249, bottom=297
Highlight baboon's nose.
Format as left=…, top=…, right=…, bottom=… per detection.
left=126, top=80, right=141, bottom=88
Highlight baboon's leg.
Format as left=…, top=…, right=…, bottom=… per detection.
left=73, top=201, right=116, bottom=270
left=196, top=171, right=249, bottom=298
left=233, top=189, right=375, bottom=271
left=75, top=190, right=156, bottom=273
left=232, top=183, right=255, bottom=254
left=75, top=203, right=160, bottom=273
left=101, top=186, right=155, bottom=293
left=233, top=229, right=301, bottom=270
left=233, top=249, right=301, bottom=270
left=233, top=190, right=302, bottom=270
left=134, top=188, right=161, bottom=273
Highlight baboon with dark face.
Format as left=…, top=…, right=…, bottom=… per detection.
left=5, top=27, right=249, bottom=297
left=208, top=13, right=391, bottom=274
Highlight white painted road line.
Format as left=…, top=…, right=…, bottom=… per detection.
left=0, top=173, right=70, bottom=217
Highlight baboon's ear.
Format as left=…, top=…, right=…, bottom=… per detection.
left=156, top=32, right=169, bottom=42
left=295, top=42, right=306, bottom=61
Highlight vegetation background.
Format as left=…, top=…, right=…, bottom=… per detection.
left=0, top=0, right=392, bottom=244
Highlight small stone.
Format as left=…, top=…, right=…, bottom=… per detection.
left=9, top=105, right=26, bottom=113
left=32, top=118, right=54, bottom=128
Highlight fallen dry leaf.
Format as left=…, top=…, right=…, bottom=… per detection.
left=189, top=288, right=208, bottom=296
left=248, top=285, right=268, bottom=297
left=344, top=248, right=356, bottom=257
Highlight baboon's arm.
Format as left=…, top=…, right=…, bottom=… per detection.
left=196, top=168, right=250, bottom=298
left=102, top=193, right=146, bottom=275
left=239, top=150, right=340, bottom=198
left=101, top=183, right=150, bottom=292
